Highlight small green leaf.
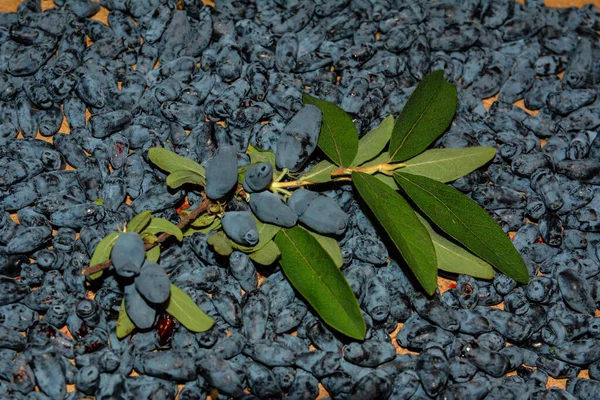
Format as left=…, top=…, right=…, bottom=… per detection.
left=302, top=92, right=358, bottom=167
left=351, top=115, right=394, bottom=167
left=207, top=231, right=233, bottom=256
left=127, top=210, right=152, bottom=233
left=394, top=172, right=529, bottom=284
left=116, top=300, right=136, bottom=339
left=416, top=215, right=495, bottom=279
left=274, top=226, right=365, bottom=339
left=248, top=240, right=281, bottom=265
left=89, top=232, right=120, bottom=280
left=298, top=160, right=337, bottom=184
left=148, top=147, right=206, bottom=180
left=163, top=284, right=215, bottom=332
left=352, top=172, right=438, bottom=295
left=309, top=231, right=343, bottom=268
left=389, top=70, right=458, bottom=162
left=246, top=144, right=277, bottom=166
left=141, top=218, right=183, bottom=241
left=401, top=147, right=496, bottom=183
left=93, top=198, right=103, bottom=205
left=231, top=219, right=281, bottom=253
left=166, top=170, right=205, bottom=188
left=182, top=219, right=222, bottom=236
left=190, top=213, right=216, bottom=228
left=239, top=145, right=278, bottom=184
left=146, top=245, right=160, bottom=262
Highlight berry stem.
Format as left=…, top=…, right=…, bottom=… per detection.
left=81, top=198, right=212, bottom=276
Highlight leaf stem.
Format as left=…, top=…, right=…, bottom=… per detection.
left=270, top=162, right=406, bottom=190
left=331, top=162, right=406, bottom=177
left=81, top=198, right=212, bottom=276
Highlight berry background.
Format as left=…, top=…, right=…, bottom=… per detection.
left=1, top=0, right=600, bottom=398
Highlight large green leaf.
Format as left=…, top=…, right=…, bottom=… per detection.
left=402, top=147, right=496, bottom=183
left=127, top=210, right=152, bottom=233
left=375, top=174, right=400, bottom=190
left=166, top=170, right=205, bottom=188
left=302, top=93, right=358, bottom=167
left=163, top=284, right=215, bottom=332
left=148, top=147, right=206, bottom=180
left=89, top=232, right=120, bottom=280
left=142, top=218, right=183, bottom=241
left=416, top=215, right=495, bottom=279
left=394, top=172, right=529, bottom=284
left=352, top=172, right=438, bottom=294
left=297, top=160, right=337, bottom=184
left=389, top=70, right=458, bottom=162
left=351, top=115, right=394, bottom=167
left=248, top=240, right=281, bottom=265
left=116, top=300, right=136, bottom=338
left=274, top=226, right=365, bottom=339
left=309, top=231, right=343, bottom=268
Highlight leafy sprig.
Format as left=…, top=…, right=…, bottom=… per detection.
left=83, top=70, right=529, bottom=340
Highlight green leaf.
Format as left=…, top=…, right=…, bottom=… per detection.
left=190, top=213, right=216, bottom=228
left=93, top=197, right=103, bottom=205
left=309, top=231, right=343, bottom=268
left=298, top=160, right=337, bottom=184
left=231, top=219, right=281, bottom=253
left=389, top=70, right=458, bottom=162
left=207, top=231, right=233, bottom=256
left=246, top=144, right=276, bottom=166
left=148, top=147, right=206, bottom=182
left=248, top=240, right=281, bottom=265
left=374, top=174, right=400, bottom=190
left=351, top=115, right=394, bottom=167
left=302, top=92, right=358, bottom=167
left=141, top=218, right=183, bottom=242
left=166, top=170, right=205, bottom=188
left=416, top=215, right=495, bottom=279
left=361, top=152, right=389, bottom=167
left=239, top=145, right=278, bottom=184
left=116, top=300, right=136, bottom=338
left=352, top=172, right=438, bottom=295
left=401, top=147, right=496, bottom=183
left=89, top=232, right=120, bottom=280
left=274, top=226, right=365, bottom=339
left=182, top=219, right=221, bottom=236
left=163, top=284, right=215, bottom=332
left=127, top=210, right=152, bottom=233
left=394, top=172, right=529, bottom=284
left=146, top=245, right=160, bottom=262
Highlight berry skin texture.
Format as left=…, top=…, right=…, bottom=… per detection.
left=287, top=188, right=320, bottom=217
left=243, top=162, right=274, bottom=193
left=275, top=105, right=322, bottom=172
left=124, top=282, right=156, bottom=330
left=221, top=211, right=260, bottom=246
left=298, top=195, right=349, bottom=235
left=110, top=232, right=146, bottom=278
left=134, top=260, right=171, bottom=304
left=205, top=145, right=239, bottom=200
left=249, top=191, right=298, bottom=228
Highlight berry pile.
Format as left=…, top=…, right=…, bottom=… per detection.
left=0, top=0, right=600, bottom=399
